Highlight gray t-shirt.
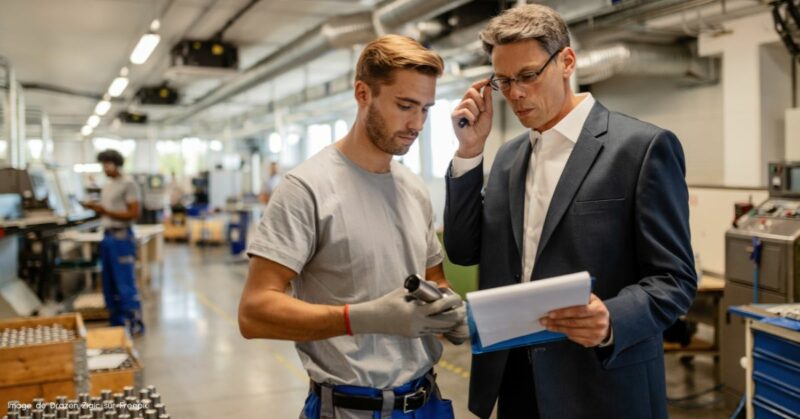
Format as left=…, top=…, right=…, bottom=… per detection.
left=247, top=145, right=445, bottom=388
left=100, top=175, right=141, bottom=228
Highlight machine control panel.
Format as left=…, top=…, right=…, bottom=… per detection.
left=756, top=199, right=800, bottom=219
left=735, top=198, right=800, bottom=238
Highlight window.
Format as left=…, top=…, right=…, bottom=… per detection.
left=156, top=140, right=182, bottom=175
left=280, top=132, right=301, bottom=168
left=334, top=119, right=348, bottom=140
left=181, top=137, right=208, bottom=176
left=268, top=132, right=282, bottom=154
left=306, top=124, right=332, bottom=158
left=27, top=139, right=44, bottom=162
left=395, top=140, right=421, bottom=175
left=430, top=99, right=459, bottom=178
left=93, top=137, right=136, bottom=170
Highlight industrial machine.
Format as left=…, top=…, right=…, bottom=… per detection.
left=0, top=167, right=97, bottom=316
left=133, top=173, right=166, bottom=224
left=721, top=161, right=800, bottom=395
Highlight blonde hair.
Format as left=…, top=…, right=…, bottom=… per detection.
left=480, top=4, right=570, bottom=56
left=355, top=35, right=444, bottom=95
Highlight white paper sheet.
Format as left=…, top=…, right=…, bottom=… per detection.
left=88, top=353, right=129, bottom=371
left=466, top=271, right=592, bottom=346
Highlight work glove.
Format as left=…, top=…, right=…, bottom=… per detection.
left=443, top=305, right=469, bottom=345
left=348, top=287, right=463, bottom=338
left=431, top=287, right=469, bottom=345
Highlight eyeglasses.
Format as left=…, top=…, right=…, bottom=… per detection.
left=489, top=49, right=563, bottom=92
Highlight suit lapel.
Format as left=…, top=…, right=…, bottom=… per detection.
left=509, top=138, right=532, bottom=257
left=534, top=103, right=609, bottom=264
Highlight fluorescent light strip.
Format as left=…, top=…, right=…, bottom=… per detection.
left=130, top=33, right=161, bottom=65
left=108, top=77, right=129, bottom=97
left=87, top=115, right=101, bottom=128
left=94, top=100, right=111, bottom=116
left=81, top=125, right=93, bottom=136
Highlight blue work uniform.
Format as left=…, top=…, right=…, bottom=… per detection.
left=98, top=174, right=144, bottom=334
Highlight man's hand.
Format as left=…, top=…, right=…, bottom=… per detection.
left=348, top=288, right=463, bottom=338
left=82, top=202, right=105, bottom=215
left=540, top=293, right=610, bottom=348
left=451, top=79, right=493, bottom=158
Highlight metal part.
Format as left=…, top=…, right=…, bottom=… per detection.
left=0, top=324, right=76, bottom=347
left=404, top=274, right=444, bottom=302
left=5, top=386, right=168, bottom=419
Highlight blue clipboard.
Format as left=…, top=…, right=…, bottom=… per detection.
left=467, top=276, right=595, bottom=354
left=467, top=303, right=565, bottom=354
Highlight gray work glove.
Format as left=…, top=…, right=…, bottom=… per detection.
left=443, top=305, right=469, bottom=345
left=349, top=287, right=463, bottom=338
left=435, top=288, right=469, bottom=345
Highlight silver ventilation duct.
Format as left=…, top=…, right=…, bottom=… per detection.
left=576, top=42, right=714, bottom=85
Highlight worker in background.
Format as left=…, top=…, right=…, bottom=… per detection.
left=82, top=149, right=145, bottom=336
left=238, top=35, right=467, bottom=419
left=167, top=171, right=185, bottom=210
left=444, top=4, right=696, bottom=418
left=166, top=171, right=186, bottom=225
left=258, top=161, right=281, bottom=204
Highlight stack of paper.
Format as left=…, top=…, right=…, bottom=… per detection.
left=466, top=271, right=592, bottom=352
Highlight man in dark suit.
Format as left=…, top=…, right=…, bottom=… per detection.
left=443, top=4, right=697, bottom=419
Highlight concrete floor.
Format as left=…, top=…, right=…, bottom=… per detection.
left=121, top=244, right=737, bottom=418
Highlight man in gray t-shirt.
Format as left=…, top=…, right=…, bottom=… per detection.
left=239, top=35, right=467, bottom=419
left=82, top=149, right=144, bottom=335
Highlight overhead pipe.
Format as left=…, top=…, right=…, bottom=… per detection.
left=576, top=42, right=714, bottom=84
left=161, top=0, right=471, bottom=125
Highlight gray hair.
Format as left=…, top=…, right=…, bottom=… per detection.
left=479, top=4, right=570, bottom=56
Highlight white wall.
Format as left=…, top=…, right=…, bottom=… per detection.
left=688, top=186, right=768, bottom=275
left=591, top=77, right=725, bottom=185
left=761, top=43, right=792, bottom=167
left=699, top=12, right=785, bottom=186
left=787, top=108, right=800, bottom=160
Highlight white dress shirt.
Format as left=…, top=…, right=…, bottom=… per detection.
left=451, top=93, right=613, bottom=345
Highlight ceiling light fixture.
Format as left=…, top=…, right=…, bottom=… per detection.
left=87, top=115, right=101, bottom=128
left=108, top=77, right=129, bottom=97
left=94, top=98, right=112, bottom=116
left=130, top=32, right=161, bottom=65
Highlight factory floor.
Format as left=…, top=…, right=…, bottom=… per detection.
left=124, top=244, right=736, bottom=418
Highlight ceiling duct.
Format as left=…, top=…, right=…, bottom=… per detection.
left=162, top=0, right=471, bottom=125
left=576, top=42, right=715, bottom=85
left=162, top=12, right=374, bottom=124
left=373, top=0, right=471, bottom=33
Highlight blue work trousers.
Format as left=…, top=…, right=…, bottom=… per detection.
left=99, top=228, right=142, bottom=326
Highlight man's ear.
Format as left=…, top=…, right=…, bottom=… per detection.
left=561, top=47, right=576, bottom=80
left=354, top=80, right=372, bottom=107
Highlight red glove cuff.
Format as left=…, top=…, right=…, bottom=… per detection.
left=344, top=304, right=353, bottom=336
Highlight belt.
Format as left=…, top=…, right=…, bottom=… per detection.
left=310, top=379, right=432, bottom=413
left=105, top=227, right=130, bottom=232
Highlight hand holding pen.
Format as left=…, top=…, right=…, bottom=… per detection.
left=451, top=78, right=493, bottom=159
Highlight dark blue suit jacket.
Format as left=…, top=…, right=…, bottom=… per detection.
left=444, top=102, right=697, bottom=419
